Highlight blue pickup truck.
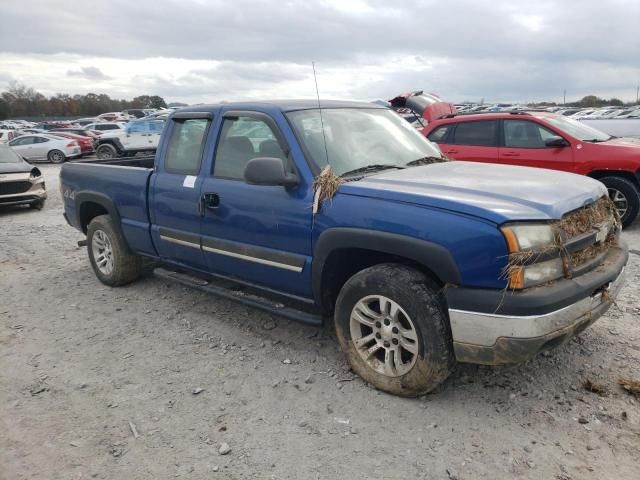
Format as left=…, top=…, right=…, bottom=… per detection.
left=61, top=100, right=628, bottom=396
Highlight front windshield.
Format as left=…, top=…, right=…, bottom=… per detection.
left=0, top=145, right=21, bottom=163
left=286, top=108, right=442, bottom=176
left=540, top=115, right=611, bottom=142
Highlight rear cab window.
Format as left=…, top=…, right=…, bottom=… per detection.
left=451, top=120, right=497, bottom=146
left=164, top=118, right=211, bottom=175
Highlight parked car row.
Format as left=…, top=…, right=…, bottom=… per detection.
left=422, top=110, right=640, bottom=226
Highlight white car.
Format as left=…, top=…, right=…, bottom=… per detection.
left=84, top=122, right=126, bottom=132
left=8, top=134, right=81, bottom=163
left=95, top=118, right=165, bottom=159
left=0, top=129, right=17, bottom=144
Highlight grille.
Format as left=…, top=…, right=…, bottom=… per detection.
left=0, top=181, right=32, bottom=195
left=557, top=197, right=618, bottom=276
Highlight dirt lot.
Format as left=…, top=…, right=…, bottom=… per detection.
left=1, top=164, right=639, bottom=480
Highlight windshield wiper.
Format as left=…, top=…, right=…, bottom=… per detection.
left=340, top=164, right=405, bottom=177
left=405, top=156, right=448, bottom=167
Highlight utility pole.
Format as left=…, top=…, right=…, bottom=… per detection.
left=563, top=89, right=566, bottom=105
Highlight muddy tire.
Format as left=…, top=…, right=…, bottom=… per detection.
left=47, top=149, right=66, bottom=164
left=335, top=263, right=454, bottom=397
left=96, top=144, right=118, bottom=160
left=600, top=176, right=640, bottom=228
left=87, top=215, right=142, bottom=287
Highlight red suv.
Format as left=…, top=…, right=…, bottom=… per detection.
left=422, top=111, right=640, bottom=226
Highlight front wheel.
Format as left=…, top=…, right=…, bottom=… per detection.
left=600, top=176, right=640, bottom=228
left=47, top=149, right=66, bottom=164
left=96, top=144, right=118, bottom=160
left=87, top=215, right=142, bottom=286
left=335, top=264, right=454, bottom=397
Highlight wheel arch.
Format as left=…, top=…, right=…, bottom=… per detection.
left=75, top=192, right=132, bottom=253
left=312, top=228, right=461, bottom=315
left=97, top=138, right=124, bottom=154
left=587, top=169, right=640, bottom=188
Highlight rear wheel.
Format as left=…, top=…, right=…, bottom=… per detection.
left=334, top=264, right=454, bottom=396
left=600, top=176, right=640, bottom=228
left=87, top=215, right=142, bottom=286
left=47, top=149, right=65, bottom=164
left=96, top=144, right=118, bottom=160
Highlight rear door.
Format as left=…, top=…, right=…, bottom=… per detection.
left=500, top=119, right=574, bottom=172
left=437, top=120, right=500, bottom=163
left=198, top=110, right=313, bottom=298
left=149, top=112, right=213, bottom=271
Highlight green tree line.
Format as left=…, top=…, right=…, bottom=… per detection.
left=0, top=82, right=167, bottom=120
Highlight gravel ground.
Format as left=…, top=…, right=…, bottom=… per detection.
left=1, top=164, right=639, bottom=480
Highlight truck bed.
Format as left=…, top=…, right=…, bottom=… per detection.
left=60, top=158, right=156, bottom=255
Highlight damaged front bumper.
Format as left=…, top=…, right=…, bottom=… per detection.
left=446, top=245, right=628, bottom=365
left=0, top=171, right=47, bottom=207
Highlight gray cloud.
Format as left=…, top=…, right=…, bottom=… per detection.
left=2, top=0, right=640, bottom=102
left=67, top=66, right=111, bottom=81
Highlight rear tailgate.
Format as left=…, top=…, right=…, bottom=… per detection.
left=60, top=161, right=155, bottom=255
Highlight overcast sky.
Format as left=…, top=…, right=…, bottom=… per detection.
left=2, top=0, right=639, bottom=104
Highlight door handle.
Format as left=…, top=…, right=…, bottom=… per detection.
left=202, top=193, right=220, bottom=210
left=502, top=152, right=520, bottom=157
left=445, top=149, right=458, bottom=154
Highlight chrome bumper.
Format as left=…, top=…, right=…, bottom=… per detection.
left=449, top=267, right=625, bottom=365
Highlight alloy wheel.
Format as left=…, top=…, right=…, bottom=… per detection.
left=608, top=187, right=628, bottom=219
left=349, top=295, right=419, bottom=377
left=92, top=230, right=114, bottom=275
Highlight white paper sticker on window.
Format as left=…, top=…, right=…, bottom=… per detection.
left=183, top=175, right=197, bottom=188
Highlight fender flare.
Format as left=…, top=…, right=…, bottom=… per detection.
left=74, top=191, right=131, bottom=252
left=312, top=228, right=462, bottom=304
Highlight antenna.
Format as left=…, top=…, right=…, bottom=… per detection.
left=312, top=61, right=330, bottom=167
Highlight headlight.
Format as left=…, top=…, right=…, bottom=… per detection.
left=501, top=223, right=563, bottom=289
left=30, top=167, right=42, bottom=179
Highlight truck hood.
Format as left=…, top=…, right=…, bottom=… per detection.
left=338, top=161, right=606, bottom=224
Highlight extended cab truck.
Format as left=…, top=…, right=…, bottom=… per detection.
left=61, top=101, right=628, bottom=396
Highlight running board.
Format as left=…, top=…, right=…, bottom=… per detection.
left=153, top=267, right=323, bottom=326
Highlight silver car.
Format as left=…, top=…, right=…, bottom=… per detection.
left=0, top=144, right=47, bottom=209
left=8, top=134, right=81, bottom=163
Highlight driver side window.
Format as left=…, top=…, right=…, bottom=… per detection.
left=213, top=116, right=286, bottom=180
left=504, top=120, right=557, bottom=148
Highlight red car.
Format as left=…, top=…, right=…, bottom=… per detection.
left=49, top=132, right=95, bottom=156
left=422, top=111, right=640, bottom=226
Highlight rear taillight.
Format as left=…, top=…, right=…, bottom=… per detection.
left=67, top=141, right=79, bottom=148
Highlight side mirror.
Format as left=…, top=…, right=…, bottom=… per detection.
left=244, top=157, right=298, bottom=187
left=545, top=136, right=569, bottom=147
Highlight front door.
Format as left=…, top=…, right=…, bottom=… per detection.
left=9, top=136, right=37, bottom=160
left=149, top=114, right=212, bottom=271
left=199, top=111, right=313, bottom=298
left=500, top=119, right=574, bottom=172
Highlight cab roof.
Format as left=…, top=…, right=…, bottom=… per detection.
left=173, top=99, right=386, bottom=114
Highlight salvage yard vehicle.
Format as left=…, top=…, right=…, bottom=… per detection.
left=8, top=134, right=81, bottom=163
left=95, top=118, right=165, bottom=159
left=423, top=111, right=640, bottom=227
left=0, top=144, right=46, bottom=209
left=60, top=100, right=628, bottom=396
